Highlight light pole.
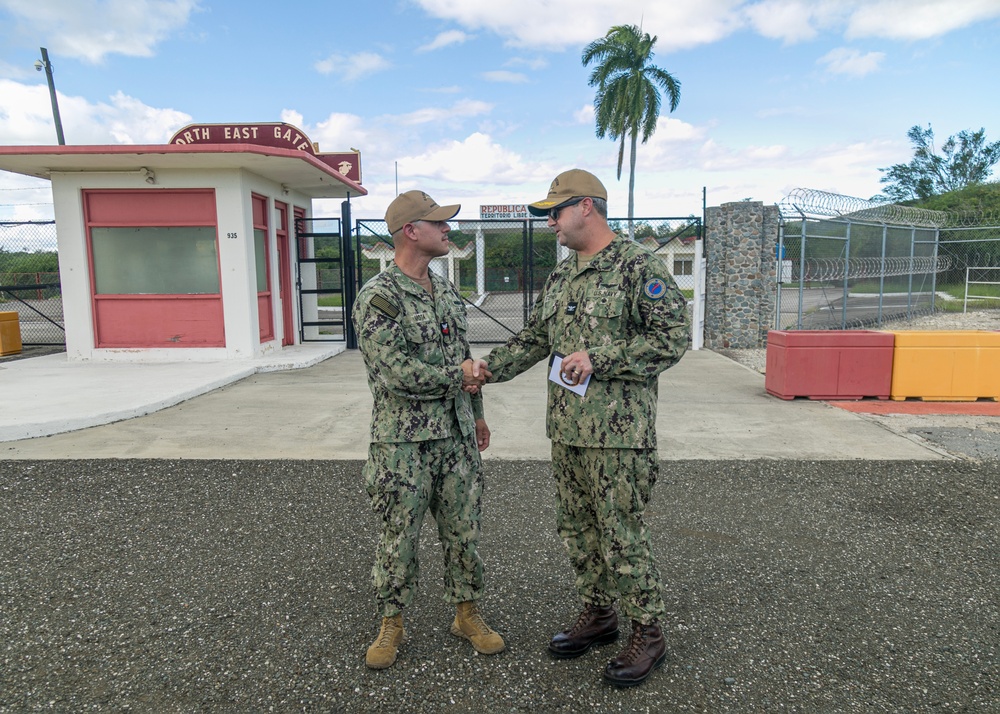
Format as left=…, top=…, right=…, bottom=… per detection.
left=34, top=47, right=65, bottom=145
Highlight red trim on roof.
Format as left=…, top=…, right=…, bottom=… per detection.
left=0, top=143, right=366, bottom=196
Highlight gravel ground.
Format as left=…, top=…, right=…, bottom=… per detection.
left=1, top=459, right=997, bottom=713
left=718, top=309, right=1000, bottom=374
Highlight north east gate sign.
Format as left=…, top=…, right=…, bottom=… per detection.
left=169, top=122, right=362, bottom=184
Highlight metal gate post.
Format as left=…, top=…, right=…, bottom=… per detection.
left=523, top=220, right=532, bottom=325
left=931, top=227, right=940, bottom=310
left=341, top=200, right=358, bottom=348
left=842, top=221, right=851, bottom=329
left=907, top=226, right=916, bottom=318
left=877, top=224, right=888, bottom=325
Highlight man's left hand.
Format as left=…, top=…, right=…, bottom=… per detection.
left=559, top=350, right=593, bottom=386
left=475, top=418, right=491, bottom=452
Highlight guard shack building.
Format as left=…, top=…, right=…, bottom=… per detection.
left=0, top=122, right=364, bottom=362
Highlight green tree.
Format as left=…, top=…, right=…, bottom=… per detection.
left=879, top=124, right=1000, bottom=202
left=582, top=24, right=681, bottom=236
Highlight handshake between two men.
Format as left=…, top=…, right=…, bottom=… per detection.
left=460, top=358, right=491, bottom=395
left=458, top=351, right=596, bottom=395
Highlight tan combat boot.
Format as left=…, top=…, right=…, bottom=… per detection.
left=366, top=614, right=405, bottom=669
left=450, top=601, right=506, bottom=654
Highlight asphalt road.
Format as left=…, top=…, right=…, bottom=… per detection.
left=1, top=458, right=997, bottom=713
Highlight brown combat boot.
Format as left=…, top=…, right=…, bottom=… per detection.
left=450, top=601, right=506, bottom=654
left=366, top=614, right=405, bottom=669
left=548, top=603, right=619, bottom=659
left=603, top=620, right=666, bottom=687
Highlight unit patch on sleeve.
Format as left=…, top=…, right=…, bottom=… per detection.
left=643, top=278, right=667, bottom=300
left=369, top=294, right=399, bottom=318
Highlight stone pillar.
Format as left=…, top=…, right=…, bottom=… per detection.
left=704, top=201, right=780, bottom=349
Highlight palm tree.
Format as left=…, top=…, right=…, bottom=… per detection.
left=582, top=24, right=681, bottom=237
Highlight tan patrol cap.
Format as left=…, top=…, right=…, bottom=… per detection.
left=385, top=190, right=460, bottom=234
left=527, top=169, right=608, bottom=216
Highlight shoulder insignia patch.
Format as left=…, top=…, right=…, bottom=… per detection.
left=643, top=277, right=667, bottom=300
left=369, top=294, right=399, bottom=318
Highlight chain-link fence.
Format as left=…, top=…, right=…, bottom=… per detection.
left=0, top=221, right=64, bottom=346
left=356, top=216, right=699, bottom=343
left=775, top=216, right=942, bottom=329
left=775, top=189, right=1000, bottom=330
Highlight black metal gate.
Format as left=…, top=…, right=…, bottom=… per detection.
left=352, top=215, right=700, bottom=344
left=295, top=212, right=354, bottom=344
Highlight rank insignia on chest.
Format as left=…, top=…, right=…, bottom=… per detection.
left=643, top=278, right=667, bottom=300
left=565, top=301, right=578, bottom=315
left=440, top=321, right=450, bottom=336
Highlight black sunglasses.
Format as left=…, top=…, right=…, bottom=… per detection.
left=548, top=197, right=586, bottom=221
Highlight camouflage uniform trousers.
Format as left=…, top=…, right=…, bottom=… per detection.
left=364, top=424, right=485, bottom=618
left=550, top=442, right=666, bottom=625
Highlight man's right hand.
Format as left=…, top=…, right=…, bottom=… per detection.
left=471, top=359, right=491, bottom=381
left=461, top=359, right=492, bottom=393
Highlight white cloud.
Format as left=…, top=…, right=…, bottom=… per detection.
left=417, top=29, right=472, bottom=52
left=846, top=0, right=1000, bottom=40
left=314, top=52, right=391, bottom=81
left=0, top=81, right=63, bottom=144
left=415, top=0, right=999, bottom=50
left=0, top=79, right=190, bottom=146
left=596, top=116, right=706, bottom=170
left=308, top=112, right=373, bottom=152
left=574, top=104, right=595, bottom=125
left=0, top=172, right=54, bottom=222
left=817, top=47, right=885, bottom=77
left=0, top=0, right=199, bottom=63
left=396, top=132, right=548, bottom=184
left=395, top=99, right=493, bottom=126
left=481, top=70, right=528, bottom=83
left=414, top=0, right=746, bottom=51
left=96, top=92, right=192, bottom=143
left=742, top=0, right=839, bottom=43
left=698, top=138, right=790, bottom=171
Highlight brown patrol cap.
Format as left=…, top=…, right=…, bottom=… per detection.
left=527, top=169, right=608, bottom=216
left=385, top=190, right=460, bottom=234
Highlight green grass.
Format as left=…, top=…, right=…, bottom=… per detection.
left=317, top=295, right=343, bottom=307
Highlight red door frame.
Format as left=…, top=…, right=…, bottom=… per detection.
left=251, top=193, right=274, bottom=342
left=275, top=201, right=294, bottom=346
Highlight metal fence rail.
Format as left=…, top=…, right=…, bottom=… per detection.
left=0, top=221, right=64, bottom=346
left=964, top=266, right=1000, bottom=312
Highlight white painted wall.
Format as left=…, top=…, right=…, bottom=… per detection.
left=50, top=167, right=311, bottom=362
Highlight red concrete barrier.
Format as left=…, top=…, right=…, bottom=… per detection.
left=765, top=330, right=894, bottom=400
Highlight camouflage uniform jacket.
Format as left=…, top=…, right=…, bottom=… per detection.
left=354, top=265, right=483, bottom=444
left=486, top=236, right=688, bottom=449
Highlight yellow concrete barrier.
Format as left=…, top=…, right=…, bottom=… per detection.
left=889, top=330, right=1000, bottom=401
left=0, top=311, right=22, bottom=356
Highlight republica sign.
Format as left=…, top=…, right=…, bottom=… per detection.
left=168, top=122, right=362, bottom=184
left=480, top=204, right=530, bottom=219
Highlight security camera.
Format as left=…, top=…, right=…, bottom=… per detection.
left=34, top=60, right=44, bottom=71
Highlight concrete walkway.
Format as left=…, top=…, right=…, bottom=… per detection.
left=1, top=347, right=947, bottom=460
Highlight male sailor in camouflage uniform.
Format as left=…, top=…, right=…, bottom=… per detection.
left=354, top=190, right=504, bottom=670
left=473, top=169, right=688, bottom=686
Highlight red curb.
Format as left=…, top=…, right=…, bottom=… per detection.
left=827, top=400, right=1000, bottom=416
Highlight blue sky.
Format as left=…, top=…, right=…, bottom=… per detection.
left=2, top=0, right=1000, bottom=224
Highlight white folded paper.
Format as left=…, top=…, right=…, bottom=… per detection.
left=548, top=352, right=590, bottom=396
